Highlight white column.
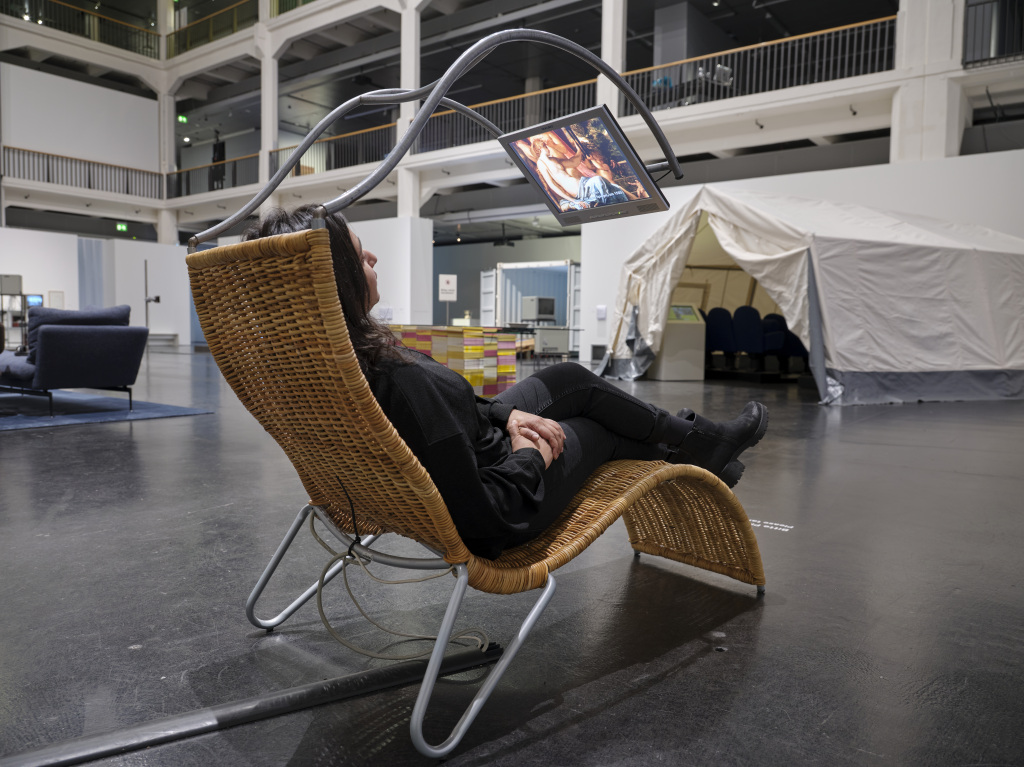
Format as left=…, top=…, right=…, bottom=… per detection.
left=891, top=0, right=967, bottom=162
left=398, top=2, right=423, bottom=143
left=397, top=166, right=421, bottom=219
left=257, top=42, right=278, bottom=210
left=597, top=0, right=627, bottom=114
left=156, top=208, right=178, bottom=245
left=357, top=216, right=433, bottom=325
left=156, top=0, right=174, bottom=59
left=158, top=92, right=177, bottom=175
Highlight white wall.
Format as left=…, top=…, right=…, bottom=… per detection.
left=0, top=64, right=159, bottom=171
left=0, top=227, right=80, bottom=312
left=433, top=236, right=581, bottom=324
left=110, top=240, right=192, bottom=344
left=579, top=150, right=1024, bottom=362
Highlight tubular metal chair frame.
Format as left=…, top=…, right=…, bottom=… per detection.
left=186, top=30, right=764, bottom=759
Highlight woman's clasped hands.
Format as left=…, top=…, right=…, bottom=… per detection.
left=507, top=412, right=566, bottom=469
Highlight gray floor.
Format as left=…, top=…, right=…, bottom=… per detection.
left=1, top=350, right=1022, bottom=766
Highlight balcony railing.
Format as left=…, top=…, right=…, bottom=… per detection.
left=964, top=0, right=1024, bottom=67
left=269, top=124, right=397, bottom=177
left=415, top=81, right=597, bottom=154
left=622, top=16, right=897, bottom=116
left=166, top=153, right=259, bottom=198
left=167, top=0, right=258, bottom=58
left=271, top=0, right=318, bottom=16
left=2, top=146, right=163, bottom=198
left=0, top=0, right=159, bottom=58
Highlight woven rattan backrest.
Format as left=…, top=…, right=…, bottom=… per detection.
left=186, top=230, right=472, bottom=561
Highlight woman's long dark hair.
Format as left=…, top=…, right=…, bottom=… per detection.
left=242, top=205, right=400, bottom=374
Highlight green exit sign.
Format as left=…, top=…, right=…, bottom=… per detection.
left=116, top=223, right=128, bottom=232
left=177, top=115, right=188, bottom=123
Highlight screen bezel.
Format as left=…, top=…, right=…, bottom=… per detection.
left=498, top=105, right=670, bottom=226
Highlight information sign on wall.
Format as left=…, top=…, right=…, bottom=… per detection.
left=439, top=274, right=457, bottom=302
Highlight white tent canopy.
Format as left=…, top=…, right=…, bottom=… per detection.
left=606, top=186, right=1024, bottom=405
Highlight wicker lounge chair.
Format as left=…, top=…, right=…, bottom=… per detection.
left=186, top=227, right=766, bottom=757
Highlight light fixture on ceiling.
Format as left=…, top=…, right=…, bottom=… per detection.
left=183, top=136, right=190, bottom=143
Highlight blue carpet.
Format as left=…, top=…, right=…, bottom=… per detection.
left=0, top=391, right=213, bottom=431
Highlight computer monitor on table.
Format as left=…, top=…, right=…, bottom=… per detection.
left=498, top=105, right=669, bottom=226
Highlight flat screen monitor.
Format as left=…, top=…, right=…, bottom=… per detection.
left=667, top=304, right=700, bottom=323
left=26, top=294, right=44, bottom=308
left=499, top=105, right=670, bottom=226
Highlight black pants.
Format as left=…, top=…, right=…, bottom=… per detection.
left=493, top=362, right=688, bottom=531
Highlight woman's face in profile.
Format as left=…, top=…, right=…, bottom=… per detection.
left=350, top=229, right=380, bottom=309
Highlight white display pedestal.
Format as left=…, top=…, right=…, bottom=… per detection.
left=647, top=304, right=705, bottom=381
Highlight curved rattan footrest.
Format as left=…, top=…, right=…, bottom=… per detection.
left=467, top=460, right=765, bottom=594
left=621, top=463, right=766, bottom=587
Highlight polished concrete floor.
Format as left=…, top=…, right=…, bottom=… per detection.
left=1, top=349, right=1022, bottom=766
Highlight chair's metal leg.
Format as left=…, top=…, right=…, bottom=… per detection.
left=245, top=505, right=377, bottom=630
left=410, top=564, right=557, bottom=758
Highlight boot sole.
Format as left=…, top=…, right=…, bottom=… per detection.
left=720, top=460, right=745, bottom=488
left=717, top=404, right=768, bottom=488
left=727, top=402, right=769, bottom=466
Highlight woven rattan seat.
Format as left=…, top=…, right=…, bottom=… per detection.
left=187, top=227, right=765, bottom=756
left=187, top=228, right=765, bottom=590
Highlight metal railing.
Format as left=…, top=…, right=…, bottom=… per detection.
left=167, top=0, right=258, bottom=57
left=166, top=153, right=259, bottom=198
left=0, top=0, right=159, bottom=58
left=414, top=81, right=597, bottom=153
left=269, top=124, right=397, bottom=177
left=622, top=16, right=897, bottom=116
left=964, top=0, right=1024, bottom=67
left=271, top=0, right=318, bottom=16
left=2, top=146, right=163, bottom=198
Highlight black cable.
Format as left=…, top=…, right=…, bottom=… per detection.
left=0, top=646, right=503, bottom=767
left=335, top=475, right=361, bottom=557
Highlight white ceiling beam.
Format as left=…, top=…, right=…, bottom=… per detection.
left=285, top=39, right=326, bottom=61
left=366, top=10, right=401, bottom=32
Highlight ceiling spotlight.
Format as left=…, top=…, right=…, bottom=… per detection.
left=456, top=236, right=461, bottom=243
left=183, top=136, right=190, bottom=143
left=712, top=0, right=719, bottom=5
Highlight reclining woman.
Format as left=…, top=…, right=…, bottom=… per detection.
left=245, top=206, right=769, bottom=560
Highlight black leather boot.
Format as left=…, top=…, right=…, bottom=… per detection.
left=668, top=402, right=768, bottom=487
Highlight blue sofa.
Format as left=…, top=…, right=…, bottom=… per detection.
left=0, top=305, right=149, bottom=416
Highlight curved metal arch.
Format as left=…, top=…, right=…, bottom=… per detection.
left=190, top=29, right=681, bottom=250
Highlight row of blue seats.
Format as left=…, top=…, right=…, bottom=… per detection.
left=703, top=306, right=808, bottom=367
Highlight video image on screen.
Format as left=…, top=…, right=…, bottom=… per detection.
left=508, top=116, right=650, bottom=214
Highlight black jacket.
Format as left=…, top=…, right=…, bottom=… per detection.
left=368, top=348, right=547, bottom=559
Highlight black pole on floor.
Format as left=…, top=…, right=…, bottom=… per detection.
left=1, top=644, right=503, bottom=767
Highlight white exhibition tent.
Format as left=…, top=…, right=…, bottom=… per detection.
left=604, top=186, right=1024, bottom=405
